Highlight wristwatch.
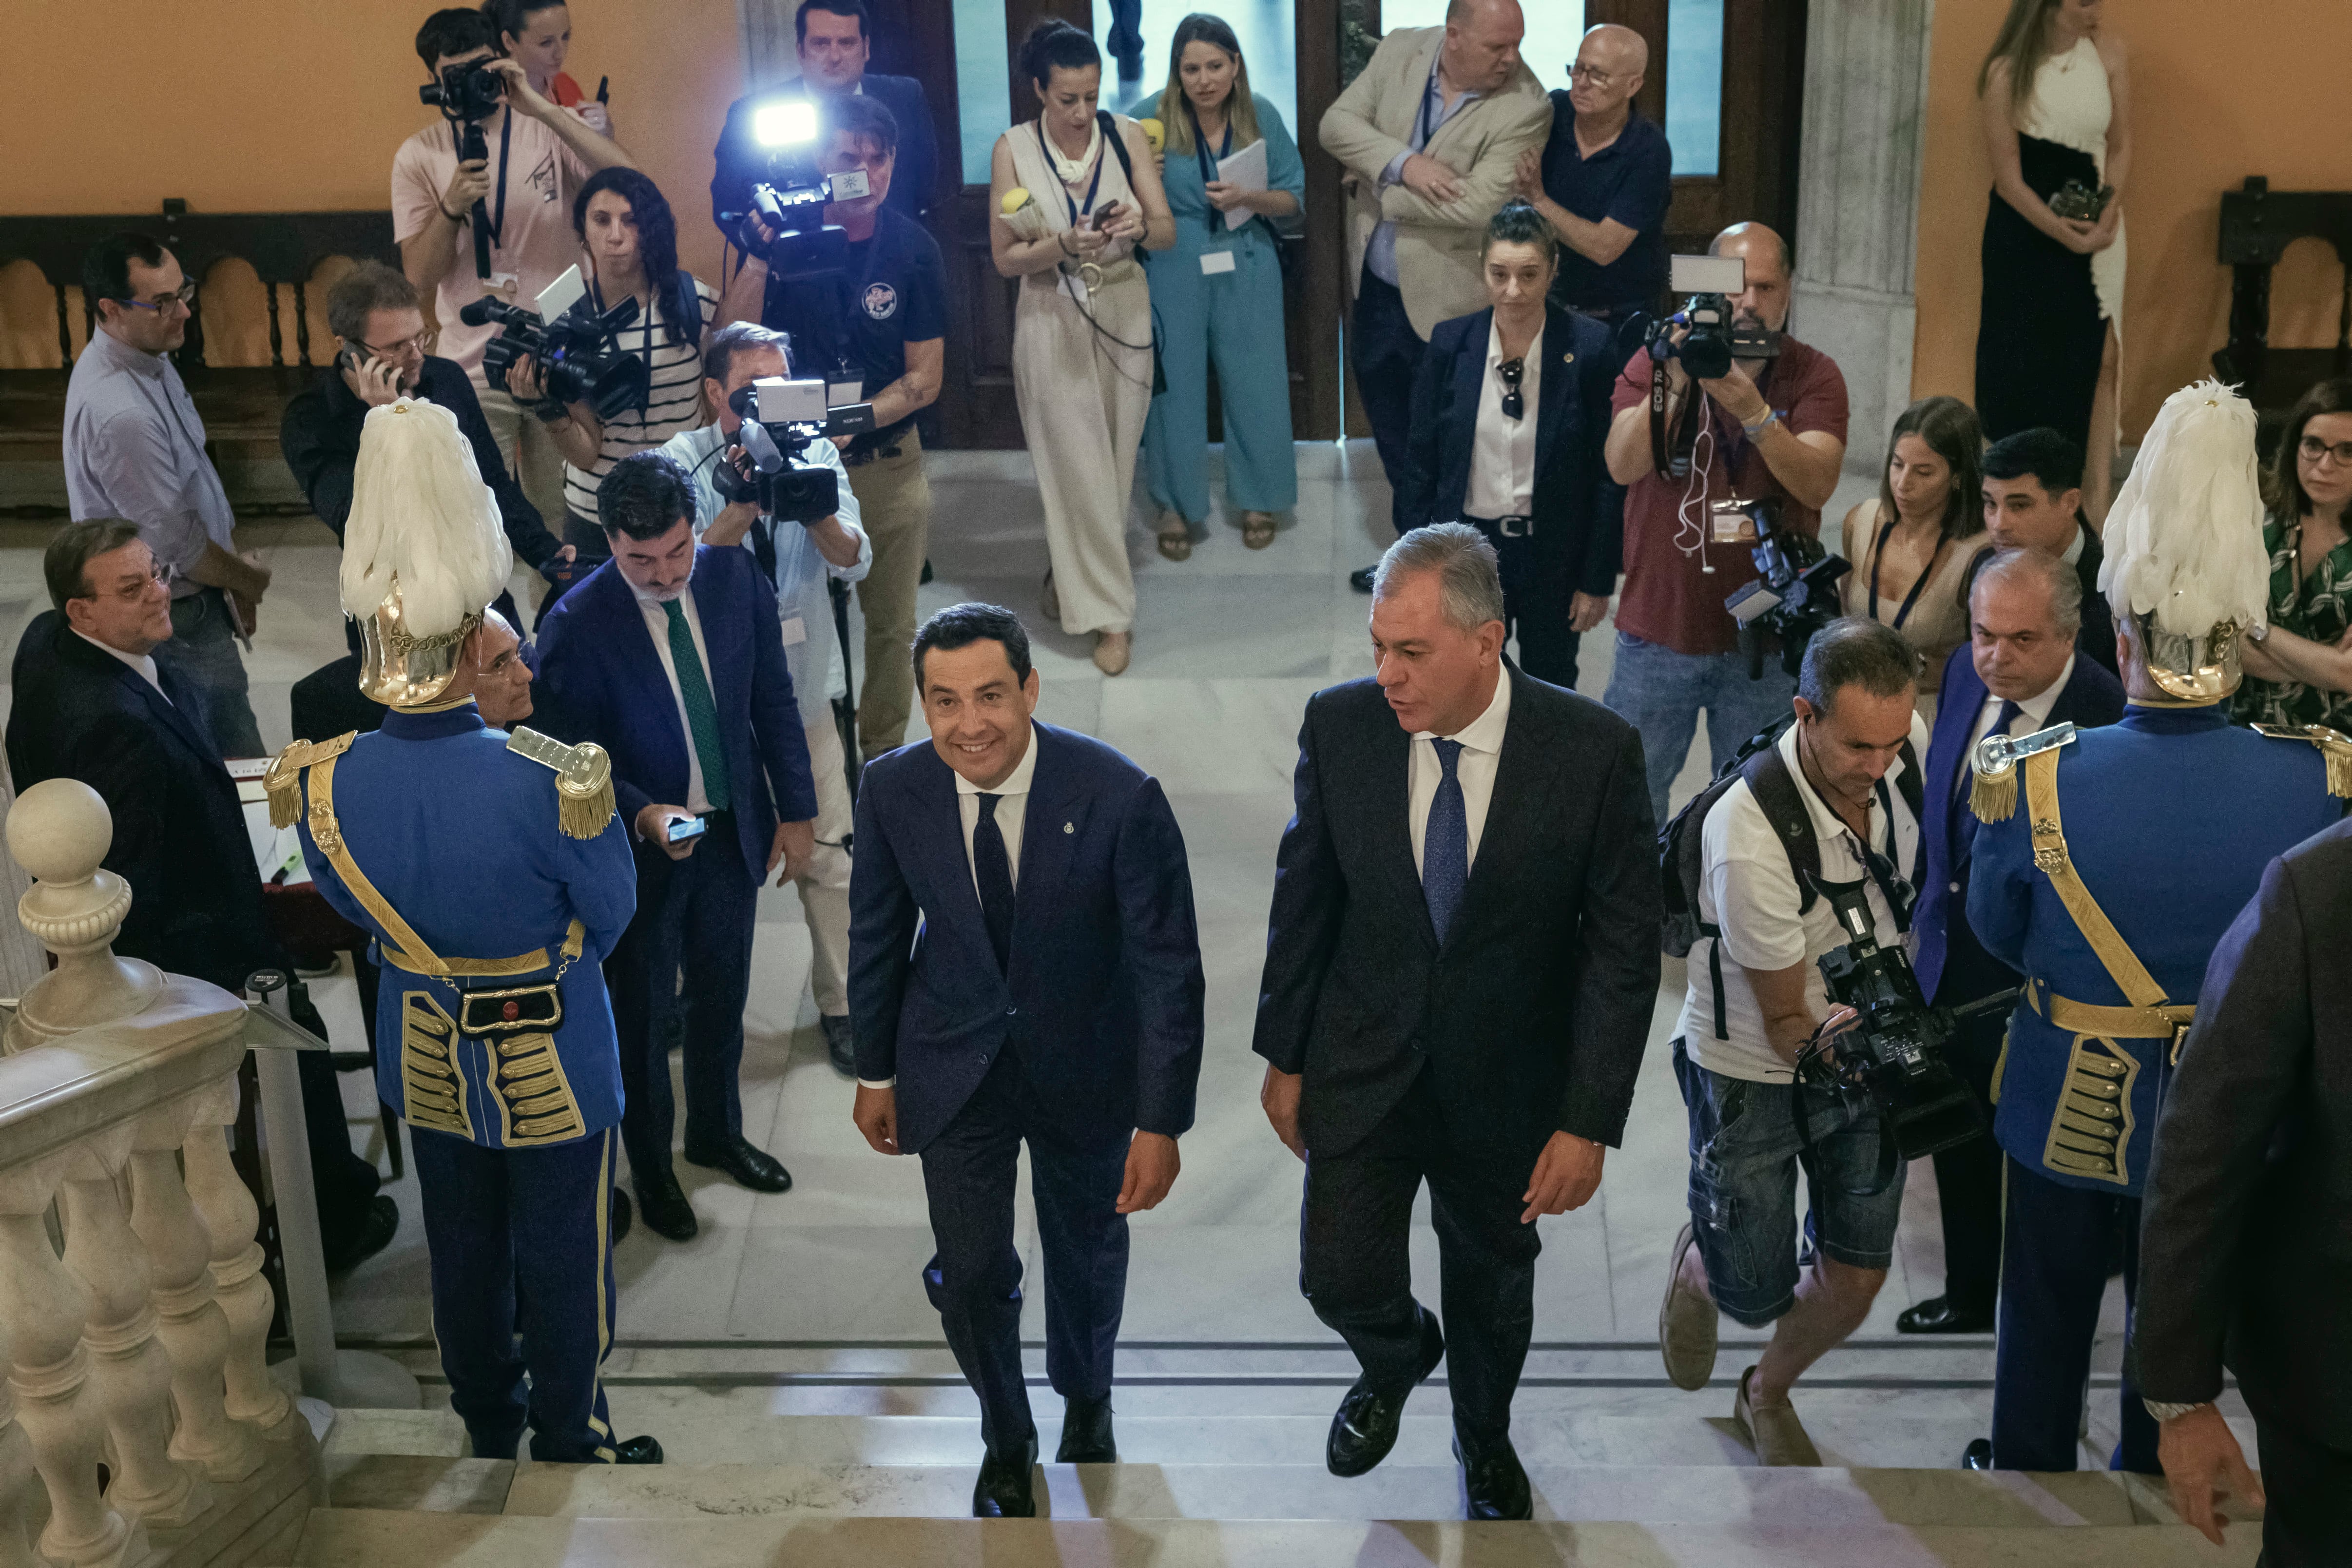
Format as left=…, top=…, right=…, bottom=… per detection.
left=2143, top=1399, right=2213, bottom=1424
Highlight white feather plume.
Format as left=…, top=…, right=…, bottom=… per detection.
left=2097, top=379, right=2270, bottom=636
left=338, top=397, right=513, bottom=635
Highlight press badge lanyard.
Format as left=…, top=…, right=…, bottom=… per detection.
left=1189, top=105, right=1233, bottom=234
left=1038, top=119, right=1105, bottom=228
left=479, top=107, right=515, bottom=251
left=1867, top=516, right=1947, bottom=630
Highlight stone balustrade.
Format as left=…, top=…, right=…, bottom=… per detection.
left=0, top=780, right=323, bottom=1567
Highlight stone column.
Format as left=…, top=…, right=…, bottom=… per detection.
left=1791, top=0, right=1935, bottom=476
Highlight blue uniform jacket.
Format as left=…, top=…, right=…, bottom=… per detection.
left=1967, top=704, right=2341, bottom=1194
left=533, top=546, right=818, bottom=889
left=848, top=724, right=1206, bottom=1157
left=293, top=704, right=637, bottom=1150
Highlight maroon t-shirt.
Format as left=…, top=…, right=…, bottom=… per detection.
left=1610, top=337, right=1850, bottom=657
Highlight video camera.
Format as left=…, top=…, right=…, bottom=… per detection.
left=714, top=97, right=876, bottom=403
left=1803, top=878, right=2009, bottom=1171
left=458, top=265, right=650, bottom=423
left=1644, top=253, right=1782, bottom=381
left=1717, top=498, right=1849, bottom=680
left=715, top=375, right=876, bottom=526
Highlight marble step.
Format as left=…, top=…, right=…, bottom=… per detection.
left=278, top=1510, right=2265, bottom=1567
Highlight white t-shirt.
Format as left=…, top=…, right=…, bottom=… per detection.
left=391, top=111, right=588, bottom=386
left=1677, top=714, right=1929, bottom=1083
left=560, top=275, right=719, bottom=526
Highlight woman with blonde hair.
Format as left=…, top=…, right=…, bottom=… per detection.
left=1973, top=0, right=2130, bottom=526
left=1837, top=395, right=1986, bottom=721
left=990, top=19, right=1175, bottom=675
left=1125, top=13, right=1305, bottom=559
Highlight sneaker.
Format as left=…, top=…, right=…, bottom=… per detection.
left=1733, top=1366, right=1822, bottom=1467
left=1658, top=1222, right=1718, bottom=1391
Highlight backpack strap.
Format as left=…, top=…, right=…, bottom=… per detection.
left=1740, top=742, right=1822, bottom=916
left=1096, top=110, right=1137, bottom=189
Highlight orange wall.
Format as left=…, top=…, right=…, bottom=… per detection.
left=0, top=0, right=743, bottom=369
left=1912, top=0, right=2352, bottom=441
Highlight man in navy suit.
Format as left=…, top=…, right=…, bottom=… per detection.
left=1901, top=547, right=2123, bottom=1336
left=1397, top=201, right=1619, bottom=689
left=535, top=453, right=820, bottom=1243
left=848, top=603, right=1204, bottom=1519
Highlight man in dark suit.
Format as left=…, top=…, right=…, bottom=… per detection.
left=534, top=453, right=819, bottom=1243
left=2140, top=817, right=2352, bottom=1564
left=8, top=520, right=394, bottom=1269
left=848, top=603, right=1204, bottom=1519
left=709, top=0, right=938, bottom=234
left=1900, top=547, right=2124, bottom=1337
left=1965, top=427, right=2117, bottom=679
left=1397, top=201, right=1619, bottom=690
left=1254, top=524, right=1660, bottom=1519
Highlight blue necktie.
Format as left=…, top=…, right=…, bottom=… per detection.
left=1424, top=738, right=1468, bottom=943
left=973, top=793, right=1016, bottom=975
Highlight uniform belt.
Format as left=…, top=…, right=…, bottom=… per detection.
left=1466, top=513, right=1536, bottom=539
left=381, top=918, right=587, bottom=978
left=2042, top=987, right=2195, bottom=1040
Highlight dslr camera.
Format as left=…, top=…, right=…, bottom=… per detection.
left=1644, top=253, right=1782, bottom=381
left=420, top=57, right=505, bottom=125
left=1804, top=878, right=2008, bottom=1164
left=1718, top=498, right=1849, bottom=679
left=459, top=265, right=650, bottom=423
left=716, top=375, right=876, bottom=526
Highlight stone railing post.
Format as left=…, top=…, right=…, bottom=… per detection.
left=127, top=1137, right=260, bottom=1484
left=180, top=1078, right=292, bottom=1437
left=0, top=1378, right=39, bottom=1568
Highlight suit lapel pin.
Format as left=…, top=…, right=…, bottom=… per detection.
left=1063, top=821, right=1075, bottom=834
left=1562, top=351, right=1574, bottom=363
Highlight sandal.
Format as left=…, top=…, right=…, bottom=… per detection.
left=1157, top=522, right=1193, bottom=561
left=1241, top=510, right=1277, bottom=550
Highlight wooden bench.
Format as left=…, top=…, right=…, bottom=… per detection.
left=0, top=200, right=396, bottom=507
left=2212, top=176, right=2352, bottom=459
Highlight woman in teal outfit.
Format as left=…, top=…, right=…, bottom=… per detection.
left=1128, top=15, right=1304, bottom=560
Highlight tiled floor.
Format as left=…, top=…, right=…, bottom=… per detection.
left=0, top=445, right=2147, bottom=1455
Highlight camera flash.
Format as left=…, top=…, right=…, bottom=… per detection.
left=752, top=100, right=820, bottom=149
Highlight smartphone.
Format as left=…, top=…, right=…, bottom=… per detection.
left=665, top=815, right=709, bottom=845
left=1092, top=199, right=1125, bottom=233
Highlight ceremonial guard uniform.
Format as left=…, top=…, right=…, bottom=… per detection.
left=1965, top=382, right=2348, bottom=1474
left=269, top=399, right=657, bottom=1463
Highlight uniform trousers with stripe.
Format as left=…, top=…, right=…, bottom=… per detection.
left=410, top=1124, right=619, bottom=1462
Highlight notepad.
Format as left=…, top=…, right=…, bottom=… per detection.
left=1216, top=138, right=1269, bottom=193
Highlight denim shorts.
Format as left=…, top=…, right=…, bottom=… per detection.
left=1670, top=1037, right=1906, bottom=1328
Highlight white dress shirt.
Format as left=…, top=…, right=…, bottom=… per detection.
left=1407, top=670, right=1512, bottom=876
left=1465, top=318, right=1542, bottom=520
left=955, top=726, right=1039, bottom=898
left=74, top=629, right=167, bottom=695
left=1966, top=653, right=2075, bottom=759
left=627, top=576, right=717, bottom=817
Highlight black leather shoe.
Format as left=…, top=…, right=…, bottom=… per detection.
left=1897, top=1297, right=1995, bottom=1335
left=323, top=1195, right=399, bottom=1273
left=1453, top=1432, right=1533, bottom=1521
left=1056, top=1396, right=1116, bottom=1463
left=610, top=1187, right=633, bottom=1246
left=1349, top=563, right=1379, bottom=594
left=820, top=1014, right=857, bottom=1077
left=683, top=1135, right=793, bottom=1194
left=1327, top=1312, right=1444, bottom=1478
left=1962, top=1438, right=1994, bottom=1471
left=634, top=1174, right=698, bottom=1241
left=615, top=1434, right=663, bottom=1464
left=972, top=1434, right=1039, bottom=1517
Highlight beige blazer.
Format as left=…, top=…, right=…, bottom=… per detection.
left=1319, top=27, right=1553, bottom=339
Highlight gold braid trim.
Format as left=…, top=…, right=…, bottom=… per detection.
left=264, top=733, right=357, bottom=829
left=2253, top=723, right=2352, bottom=798
left=506, top=727, right=617, bottom=840
left=1969, top=760, right=2018, bottom=824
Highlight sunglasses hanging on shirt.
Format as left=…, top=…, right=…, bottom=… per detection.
left=1498, top=357, right=1525, bottom=421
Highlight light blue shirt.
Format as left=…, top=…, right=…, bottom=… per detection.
left=657, top=421, right=871, bottom=732
left=62, top=327, right=238, bottom=595
left=1368, top=60, right=1482, bottom=287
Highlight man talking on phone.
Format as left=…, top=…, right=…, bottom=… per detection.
left=282, top=260, right=575, bottom=649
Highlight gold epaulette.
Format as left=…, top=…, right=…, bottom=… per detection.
left=505, top=726, right=617, bottom=840
left=1969, top=720, right=2078, bottom=823
left=2252, top=722, right=2352, bottom=798
left=262, top=732, right=357, bottom=828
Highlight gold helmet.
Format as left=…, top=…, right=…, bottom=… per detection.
left=2098, top=380, right=2272, bottom=702
left=339, top=398, right=513, bottom=707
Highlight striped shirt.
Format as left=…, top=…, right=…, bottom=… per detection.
left=561, top=274, right=720, bottom=526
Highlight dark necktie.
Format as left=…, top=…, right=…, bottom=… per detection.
left=973, top=793, right=1016, bottom=975
left=1423, top=738, right=1468, bottom=944
left=662, top=598, right=732, bottom=812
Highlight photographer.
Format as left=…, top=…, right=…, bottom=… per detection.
left=1656, top=618, right=1925, bottom=1466
left=281, top=260, right=571, bottom=634
left=505, top=168, right=717, bottom=562
left=1601, top=222, right=1849, bottom=826
left=719, top=93, right=942, bottom=764
left=393, top=8, right=636, bottom=530
left=659, top=322, right=869, bottom=1074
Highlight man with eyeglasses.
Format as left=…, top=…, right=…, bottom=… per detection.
left=282, top=260, right=573, bottom=646
left=62, top=232, right=273, bottom=759
left=1515, top=24, right=1671, bottom=330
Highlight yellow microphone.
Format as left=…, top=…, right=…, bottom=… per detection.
left=1138, top=118, right=1165, bottom=154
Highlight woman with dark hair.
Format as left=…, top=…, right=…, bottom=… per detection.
left=1973, top=0, right=2130, bottom=526
left=507, top=167, right=716, bottom=553
left=482, top=0, right=611, bottom=133
left=1123, top=13, right=1304, bottom=559
left=990, top=19, right=1174, bottom=675
left=1837, top=394, right=1986, bottom=720
left=2236, top=378, right=2352, bottom=732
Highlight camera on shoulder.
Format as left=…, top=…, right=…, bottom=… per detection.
left=716, top=374, right=876, bottom=526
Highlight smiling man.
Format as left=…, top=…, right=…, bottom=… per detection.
left=847, top=602, right=1204, bottom=1519
left=1253, top=523, right=1658, bottom=1518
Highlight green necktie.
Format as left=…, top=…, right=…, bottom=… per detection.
left=661, top=597, right=732, bottom=812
